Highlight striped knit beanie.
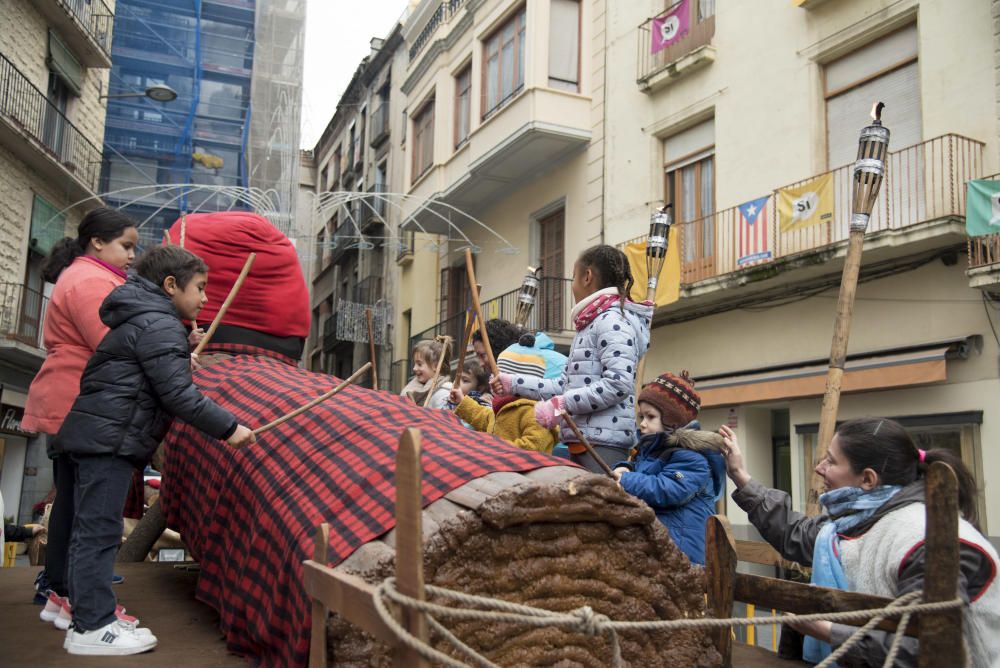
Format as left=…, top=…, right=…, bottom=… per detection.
left=639, top=371, right=700, bottom=428
left=497, top=347, right=546, bottom=379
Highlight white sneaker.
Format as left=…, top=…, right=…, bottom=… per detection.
left=64, top=619, right=158, bottom=655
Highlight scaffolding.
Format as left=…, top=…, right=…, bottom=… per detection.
left=100, top=0, right=305, bottom=246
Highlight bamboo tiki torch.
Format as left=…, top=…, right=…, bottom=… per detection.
left=807, top=102, right=889, bottom=516
left=634, top=205, right=673, bottom=401
left=365, top=308, right=378, bottom=390
left=513, top=267, right=541, bottom=329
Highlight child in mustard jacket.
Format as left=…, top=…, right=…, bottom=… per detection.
left=449, top=346, right=558, bottom=453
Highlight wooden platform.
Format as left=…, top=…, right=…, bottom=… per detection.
left=0, top=563, right=243, bottom=666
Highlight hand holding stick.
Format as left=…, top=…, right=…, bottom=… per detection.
left=422, top=336, right=452, bottom=408
left=464, top=249, right=497, bottom=376
left=561, top=413, right=616, bottom=479
left=193, top=253, right=256, bottom=356
left=252, top=363, right=371, bottom=436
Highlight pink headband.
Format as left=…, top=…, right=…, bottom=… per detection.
left=917, top=449, right=927, bottom=463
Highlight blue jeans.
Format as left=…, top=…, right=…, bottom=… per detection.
left=67, top=455, right=135, bottom=631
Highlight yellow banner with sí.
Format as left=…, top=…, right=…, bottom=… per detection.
left=777, top=173, right=834, bottom=232
left=624, top=226, right=681, bottom=306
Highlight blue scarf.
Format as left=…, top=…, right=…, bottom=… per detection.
left=803, top=484, right=903, bottom=664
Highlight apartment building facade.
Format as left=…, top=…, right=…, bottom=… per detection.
left=390, top=0, right=607, bottom=381
left=0, top=0, right=116, bottom=523
left=600, top=0, right=1000, bottom=552
left=306, top=27, right=407, bottom=389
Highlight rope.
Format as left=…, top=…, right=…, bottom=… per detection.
left=371, top=578, right=963, bottom=668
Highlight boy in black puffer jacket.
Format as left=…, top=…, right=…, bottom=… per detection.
left=53, top=245, right=255, bottom=656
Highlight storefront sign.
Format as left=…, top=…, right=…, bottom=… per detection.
left=0, top=404, right=32, bottom=436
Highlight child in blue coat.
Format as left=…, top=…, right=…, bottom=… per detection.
left=612, top=372, right=725, bottom=565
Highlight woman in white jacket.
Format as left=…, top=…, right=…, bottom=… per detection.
left=720, top=417, right=1000, bottom=667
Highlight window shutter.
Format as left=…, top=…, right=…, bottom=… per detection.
left=664, top=118, right=715, bottom=167
left=548, top=0, right=580, bottom=90
left=29, top=195, right=66, bottom=256
left=47, top=31, right=83, bottom=96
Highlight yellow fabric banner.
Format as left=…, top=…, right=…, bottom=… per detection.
left=777, top=172, right=834, bottom=232
left=624, top=226, right=681, bottom=306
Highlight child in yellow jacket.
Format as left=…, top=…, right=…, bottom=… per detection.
left=449, top=346, right=558, bottom=453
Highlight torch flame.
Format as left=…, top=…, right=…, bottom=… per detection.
left=871, top=101, right=885, bottom=122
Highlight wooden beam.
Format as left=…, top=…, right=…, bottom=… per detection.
left=734, top=573, right=918, bottom=636
left=302, top=561, right=398, bottom=645
left=734, top=539, right=810, bottom=575
left=309, top=524, right=331, bottom=668
left=919, top=462, right=964, bottom=666
left=394, top=428, right=430, bottom=667
left=705, top=515, right=736, bottom=666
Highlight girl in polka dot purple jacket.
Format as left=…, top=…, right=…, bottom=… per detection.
left=492, top=245, right=652, bottom=473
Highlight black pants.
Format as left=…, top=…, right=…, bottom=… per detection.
left=44, top=454, right=74, bottom=597
left=67, top=454, right=134, bottom=631
left=569, top=445, right=628, bottom=474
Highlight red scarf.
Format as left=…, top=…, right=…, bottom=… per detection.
left=573, top=293, right=620, bottom=331
left=492, top=394, right=520, bottom=413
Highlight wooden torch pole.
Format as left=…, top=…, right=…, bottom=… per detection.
left=807, top=102, right=888, bottom=516
left=464, top=249, right=498, bottom=376
left=365, top=308, right=378, bottom=390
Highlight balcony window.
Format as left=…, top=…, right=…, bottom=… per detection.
left=548, top=0, right=580, bottom=92
left=664, top=118, right=714, bottom=278
left=412, top=97, right=435, bottom=181
left=482, top=7, right=526, bottom=118
left=825, top=24, right=920, bottom=169
left=454, top=65, right=471, bottom=148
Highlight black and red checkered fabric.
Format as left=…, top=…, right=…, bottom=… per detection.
left=159, top=349, right=561, bottom=666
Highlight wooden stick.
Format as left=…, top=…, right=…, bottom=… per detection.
left=393, top=428, right=429, bottom=667
left=807, top=230, right=864, bottom=515
left=452, top=311, right=475, bottom=386
left=162, top=230, right=172, bottom=245
left=252, top=362, right=371, bottom=436
left=920, top=462, right=964, bottom=666
left=179, top=212, right=187, bottom=248
left=309, top=523, right=331, bottom=668
left=366, top=308, right=379, bottom=390
left=192, top=253, right=256, bottom=356
left=561, top=413, right=616, bottom=479
left=421, top=336, right=451, bottom=408
left=705, top=515, right=736, bottom=665
left=464, top=249, right=497, bottom=376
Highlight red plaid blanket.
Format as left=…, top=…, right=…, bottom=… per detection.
left=159, top=350, right=559, bottom=666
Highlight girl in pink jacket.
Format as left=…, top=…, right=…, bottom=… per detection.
left=23, top=208, right=137, bottom=616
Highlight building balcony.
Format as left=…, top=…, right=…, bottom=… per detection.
left=411, top=87, right=590, bottom=219
left=370, top=104, right=390, bottom=148
left=966, top=173, right=1000, bottom=292
left=0, top=53, right=103, bottom=203
left=0, top=283, right=48, bottom=371
left=409, top=277, right=573, bottom=354
left=636, top=0, right=716, bottom=93
left=617, top=134, right=985, bottom=319
left=353, top=276, right=384, bottom=306
left=408, top=0, right=468, bottom=63
left=34, top=0, right=114, bottom=68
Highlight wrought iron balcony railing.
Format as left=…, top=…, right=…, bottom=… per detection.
left=409, top=277, right=573, bottom=356
left=60, top=0, right=115, bottom=57
left=618, top=134, right=984, bottom=287
left=0, top=53, right=103, bottom=193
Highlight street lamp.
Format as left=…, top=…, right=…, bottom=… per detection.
left=100, top=84, right=178, bottom=102
left=809, top=102, right=890, bottom=515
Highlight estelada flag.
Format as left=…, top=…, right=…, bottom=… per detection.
left=777, top=173, right=834, bottom=233
left=651, top=0, right=690, bottom=54
left=737, top=195, right=772, bottom=267
left=966, top=179, right=1000, bottom=237
left=624, top=226, right=681, bottom=306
